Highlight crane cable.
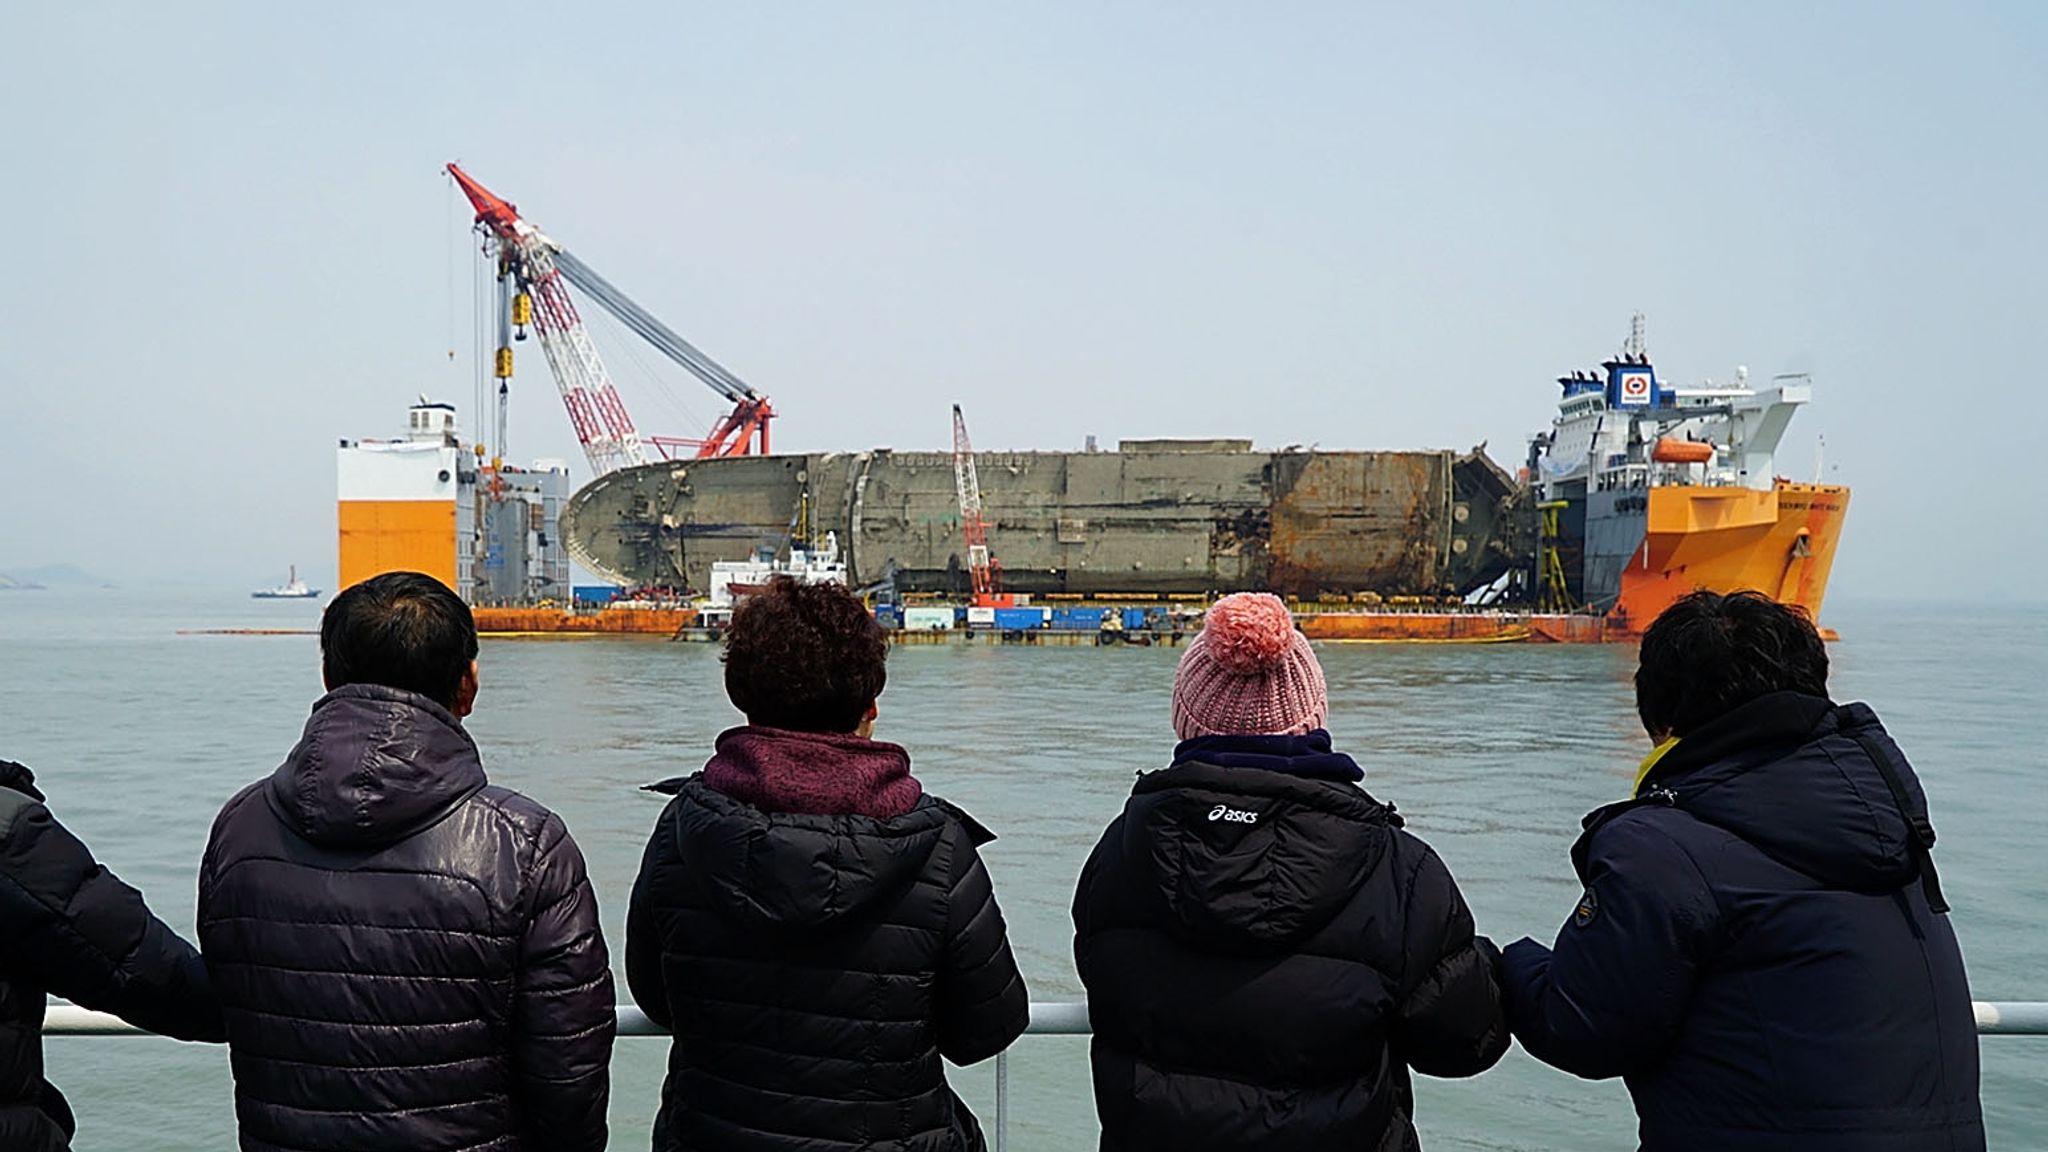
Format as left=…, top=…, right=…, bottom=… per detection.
left=551, top=249, right=760, bottom=405
left=581, top=300, right=710, bottom=440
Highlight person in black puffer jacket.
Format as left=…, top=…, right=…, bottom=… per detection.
left=198, top=572, right=616, bottom=1152
left=0, top=758, right=224, bottom=1152
left=1074, top=593, right=1508, bottom=1152
left=627, top=576, right=1029, bottom=1152
left=1500, top=591, right=1982, bottom=1151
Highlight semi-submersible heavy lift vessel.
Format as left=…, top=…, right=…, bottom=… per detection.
left=333, top=167, right=1847, bottom=641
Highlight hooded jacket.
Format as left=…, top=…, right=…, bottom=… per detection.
left=626, top=728, right=1029, bottom=1152
left=0, top=761, right=222, bottom=1152
left=1073, top=735, right=1509, bottom=1152
left=198, top=685, right=616, bottom=1152
left=1499, top=693, right=1982, bottom=1152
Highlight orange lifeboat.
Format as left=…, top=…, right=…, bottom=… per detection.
left=1651, top=438, right=1715, bottom=465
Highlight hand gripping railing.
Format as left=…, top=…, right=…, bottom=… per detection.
left=44, top=1001, right=2048, bottom=1152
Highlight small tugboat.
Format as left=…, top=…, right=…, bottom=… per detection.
left=252, top=565, right=321, bottom=600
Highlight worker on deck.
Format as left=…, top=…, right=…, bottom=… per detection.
left=1499, top=590, right=1983, bottom=1151
left=0, top=758, right=223, bottom=1151
left=627, top=575, right=1029, bottom=1152
left=1073, top=592, right=1508, bottom=1150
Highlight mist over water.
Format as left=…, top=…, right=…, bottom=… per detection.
left=2, top=591, right=2041, bottom=1149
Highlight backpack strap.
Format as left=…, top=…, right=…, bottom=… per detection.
left=1849, top=732, right=1949, bottom=914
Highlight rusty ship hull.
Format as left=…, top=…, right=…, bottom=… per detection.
left=561, top=440, right=1528, bottom=600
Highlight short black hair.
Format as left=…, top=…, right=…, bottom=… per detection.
left=1635, top=590, right=1829, bottom=738
left=723, top=576, right=886, bottom=733
left=321, top=572, right=479, bottom=709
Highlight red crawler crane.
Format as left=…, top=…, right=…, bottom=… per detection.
left=951, top=404, right=1015, bottom=608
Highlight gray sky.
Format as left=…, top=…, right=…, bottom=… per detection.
left=3, top=3, right=2042, bottom=601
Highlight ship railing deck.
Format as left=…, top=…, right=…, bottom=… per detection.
left=47, top=1000, right=2048, bottom=1151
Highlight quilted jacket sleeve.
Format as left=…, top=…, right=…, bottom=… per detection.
left=1069, top=815, right=1116, bottom=980
left=512, top=813, right=617, bottom=1152
left=1498, top=813, right=1720, bottom=1079
left=1389, top=835, right=1510, bottom=1078
left=624, top=803, right=676, bottom=1031
left=0, top=783, right=223, bottom=1043
left=934, top=819, right=1029, bottom=1066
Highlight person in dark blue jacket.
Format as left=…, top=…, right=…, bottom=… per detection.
left=1499, top=590, right=1982, bottom=1152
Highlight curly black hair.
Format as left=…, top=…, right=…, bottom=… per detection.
left=1635, top=589, right=1829, bottom=739
left=723, top=576, right=888, bottom=733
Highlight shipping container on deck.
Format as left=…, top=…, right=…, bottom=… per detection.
left=573, top=585, right=620, bottom=606
left=995, top=607, right=1051, bottom=630
left=1051, top=607, right=1110, bottom=630
left=903, top=606, right=955, bottom=631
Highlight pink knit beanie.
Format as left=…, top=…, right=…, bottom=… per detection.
left=1172, top=593, right=1328, bottom=739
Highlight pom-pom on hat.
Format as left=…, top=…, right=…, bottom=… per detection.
left=1172, top=593, right=1328, bottom=740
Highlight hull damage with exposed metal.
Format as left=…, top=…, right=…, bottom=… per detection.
left=562, top=439, right=1529, bottom=600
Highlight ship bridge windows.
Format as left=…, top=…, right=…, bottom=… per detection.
left=1597, top=465, right=1649, bottom=492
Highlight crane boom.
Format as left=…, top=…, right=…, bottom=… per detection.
left=448, top=164, right=647, bottom=475
left=951, top=404, right=1003, bottom=604
left=447, top=163, right=775, bottom=472
left=551, top=248, right=774, bottom=457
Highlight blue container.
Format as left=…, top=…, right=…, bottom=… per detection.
left=994, top=607, right=1048, bottom=631
left=1051, top=607, right=1106, bottom=630
left=572, top=585, right=621, bottom=606
left=1123, top=608, right=1152, bottom=631
left=872, top=605, right=904, bottom=629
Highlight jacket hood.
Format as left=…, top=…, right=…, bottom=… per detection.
left=267, top=684, right=487, bottom=849
left=1121, top=759, right=1395, bottom=951
left=1628, top=692, right=1932, bottom=893
left=662, top=774, right=952, bottom=930
left=0, top=759, right=42, bottom=802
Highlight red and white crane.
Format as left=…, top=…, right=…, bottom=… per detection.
left=951, top=404, right=1013, bottom=608
left=447, top=164, right=775, bottom=475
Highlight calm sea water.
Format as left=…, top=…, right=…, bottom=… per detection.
left=0, top=590, right=2040, bottom=1150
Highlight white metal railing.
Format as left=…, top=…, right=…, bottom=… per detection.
left=45, top=1000, right=2048, bottom=1152
left=44, top=998, right=2046, bottom=1037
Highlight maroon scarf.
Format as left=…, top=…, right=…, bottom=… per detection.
left=703, top=725, right=924, bottom=819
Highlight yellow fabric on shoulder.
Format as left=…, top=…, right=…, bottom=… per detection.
left=1632, top=737, right=1681, bottom=798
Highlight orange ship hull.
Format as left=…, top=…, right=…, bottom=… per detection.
left=1607, top=481, right=1849, bottom=635
left=1295, top=612, right=1619, bottom=644
left=473, top=605, right=697, bottom=636
left=1296, top=480, right=1848, bottom=644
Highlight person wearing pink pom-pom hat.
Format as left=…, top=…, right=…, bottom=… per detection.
left=1072, top=592, right=1508, bottom=1151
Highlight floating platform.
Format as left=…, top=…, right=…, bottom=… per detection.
left=472, top=605, right=696, bottom=637
left=1294, top=611, right=1616, bottom=644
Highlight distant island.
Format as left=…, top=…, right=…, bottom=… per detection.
left=0, top=564, right=114, bottom=590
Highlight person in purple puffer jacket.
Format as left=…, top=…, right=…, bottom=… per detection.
left=627, top=575, right=1029, bottom=1152
left=200, top=572, right=615, bottom=1152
